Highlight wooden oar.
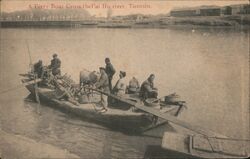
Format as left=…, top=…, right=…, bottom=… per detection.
left=34, top=75, right=41, bottom=114
left=34, top=80, right=40, bottom=104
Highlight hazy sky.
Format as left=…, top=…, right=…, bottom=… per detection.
left=1, top=0, right=249, bottom=16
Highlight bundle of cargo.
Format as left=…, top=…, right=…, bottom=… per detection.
left=79, top=69, right=100, bottom=86
left=78, top=69, right=101, bottom=104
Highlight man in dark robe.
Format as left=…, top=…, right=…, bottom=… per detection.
left=105, top=57, right=116, bottom=92
left=33, top=60, right=43, bottom=78
left=49, top=54, right=61, bottom=76
left=140, top=74, right=158, bottom=100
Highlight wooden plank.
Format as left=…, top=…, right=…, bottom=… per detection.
left=208, top=137, right=247, bottom=156
left=192, top=135, right=213, bottom=152
left=189, top=135, right=193, bottom=154
left=162, top=132, right=188, bottom=153
left=162, top=132, right=249, bottom=158
left=88, top=87, right=227, bottom=137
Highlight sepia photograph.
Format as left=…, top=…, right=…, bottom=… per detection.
left=0, top=0, right=249, bottom=158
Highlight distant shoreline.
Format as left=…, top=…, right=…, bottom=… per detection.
left=1, top=15, right=250, bottom=28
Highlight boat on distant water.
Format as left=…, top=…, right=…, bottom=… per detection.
left=97, top=21, right=132, bottom=28
left=161, top=132, right=249, bottom=158
left=20, top=71, right=186, bottom=134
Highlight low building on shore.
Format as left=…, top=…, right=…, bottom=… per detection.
left=199, top=6, right=221, bottom=16
left=170, top=4, right=250, bottom=17
left=170, top=7, right=200, bottom=17
left=230, top=4, right=250, bottom=15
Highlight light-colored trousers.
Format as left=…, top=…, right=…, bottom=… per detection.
left=101, top=94, right=108, bottom=109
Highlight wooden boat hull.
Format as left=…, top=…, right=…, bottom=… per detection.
left=24, top=81, right=184, bottom=133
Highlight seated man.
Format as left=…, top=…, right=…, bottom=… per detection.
left=33, top=60, right=43, bottom=78
left=113, top=71, right=126, bottom=96
left=140, top=74, right=158, bottom=100
left=128, top=77, right=140, bottom=94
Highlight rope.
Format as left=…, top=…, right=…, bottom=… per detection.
left=210, top=136, right=250, bottom=141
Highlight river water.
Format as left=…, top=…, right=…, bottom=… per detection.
left=0, top=27, right=249, bottom=158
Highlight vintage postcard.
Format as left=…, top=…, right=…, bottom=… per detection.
left=0, top=0, right=249, bottom=158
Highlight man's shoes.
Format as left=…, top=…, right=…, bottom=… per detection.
left=99, top=108, right=108, bottom=113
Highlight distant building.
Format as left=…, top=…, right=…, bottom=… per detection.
left=199, top=7, right=221, bottom=16
left=170, top=6, right=223, bottom=17
left=230, top=4, right=250, bottom=15
left=221, top=6, right=232, bottom=15
left=170, top=4, right=250, bottom=17
left=170, top=7, right=200, bottom=17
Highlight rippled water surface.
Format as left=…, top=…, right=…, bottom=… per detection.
left=0, top=27, right=249, bottom=158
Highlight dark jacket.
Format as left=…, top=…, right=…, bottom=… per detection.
left=105, top=63, right=116, bottom=79
left=95, top=72, right=110, bottom=93
left=50, top=58, right=61, bottom=69
left=50, top=58, right=61, bottom=75
left=140, top=79, right=155, bottom=98
left=33, top=61, right=43, bottom=78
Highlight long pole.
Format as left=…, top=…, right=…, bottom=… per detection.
left=25, top=40, right=33, bottom=69
left=25, top=40, right=41, bottom=114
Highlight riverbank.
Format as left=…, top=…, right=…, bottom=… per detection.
left=1, top=15, right=249, bottom=28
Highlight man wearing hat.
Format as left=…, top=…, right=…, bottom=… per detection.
left=113, top=71, right=126, bottom=96
left=105, top=58, right=116, bottom=91
left=140, top=74, right=158, bottom=100
left=95, top=67, right=110, bottom=113
left=49, top=53, right=61, bottom=76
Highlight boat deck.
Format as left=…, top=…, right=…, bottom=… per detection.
left=35, top=85, right=180, bottom=117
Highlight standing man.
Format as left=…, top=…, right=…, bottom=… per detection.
left=95, top=67, right=110, bottom=113
left=140, top=74, right=158, bottom=100
left=33, top=60, right=43, bottom=78
left=49, top=53, right=61, bottom=76
left=105, top=57, right=116, bottom=92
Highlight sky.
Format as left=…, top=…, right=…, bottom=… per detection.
left=1, top=0, right=249, bottom=16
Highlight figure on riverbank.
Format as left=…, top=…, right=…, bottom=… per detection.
left=49, top=54, right=61, bottom=76
left=95, top=67, right=110, bottom=113
left=105, top=57, right=116, bottom=91
left=140, top=74, right=158, bottom=100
